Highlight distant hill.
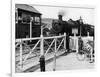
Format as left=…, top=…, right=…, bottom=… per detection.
left=42, top=18, right=57, bottom=22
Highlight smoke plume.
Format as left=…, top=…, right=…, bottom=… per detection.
left=58, top=10, right=66, bottom=16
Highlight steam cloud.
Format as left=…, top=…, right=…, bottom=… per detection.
left=58, top=10, right=66, bottom=16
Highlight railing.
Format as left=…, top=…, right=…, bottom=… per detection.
left=15, top=33, right=66, bottom=72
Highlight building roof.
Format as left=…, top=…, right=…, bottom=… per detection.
left=15, top=4, right=41, bottom=14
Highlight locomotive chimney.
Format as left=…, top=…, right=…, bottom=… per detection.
left=58, top=14, right=63, bottom=21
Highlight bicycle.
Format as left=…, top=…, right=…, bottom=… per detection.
left=76, top=39, right=94, bottom=63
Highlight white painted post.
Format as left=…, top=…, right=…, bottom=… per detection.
left=74, top=33, right=76, bottom=50
left=19, top=40, right=23, bottom=69
left=53, top=38, right=57, bottom=71
left=90, top=48, right=93, bottom=62
left=40, top=34, right=44, bottom=56
left=76, top=36, right=78, bottom=54
left=15, top=8, right=18, bottom=23
left=30, top=17, right=33, bottom=39
left=41, top=26, right=43, bottom=36
left=64, top=33, right=66, bottom=52
left=40, top=26, right=44, bottom=56
left=74, top=33, right=78, bottom=53
left=40, top=26, right=45, bottom=72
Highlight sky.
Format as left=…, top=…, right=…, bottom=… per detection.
left=33, top=5, right=95, bottom=25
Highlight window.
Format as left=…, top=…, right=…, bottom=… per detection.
left=18, top=11, right=22, bottom=23
left=34, top=16, right=40, bottom=25
left=15, top=12, right=18, bottom=23
left=22, top=13, right=31, bottom=23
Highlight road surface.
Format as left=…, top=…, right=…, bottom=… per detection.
left=35, top=52, right=94, bottom=72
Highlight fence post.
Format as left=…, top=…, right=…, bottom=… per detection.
left=74, top=33, right=76, bottom=50
left=90, top=48, right=93, bottom=62
left=53, top=38, right=57, bottom=71
left=40, top=34, right=44, bottom=57
left=30, top=17, right=33, bottom=40
left=74, top=33, right=78, bottom=53
left=19, top=40, right=23, bottom=69
left=76, top=35, right=78, bottom=54
left=39, top=27, right=45, bottom=72
left=64, top=33, right=66, bottom=52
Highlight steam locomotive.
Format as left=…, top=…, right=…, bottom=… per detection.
left=49, top=14, right=94, bottom=50
left=50, top=15, right=94, bottom=36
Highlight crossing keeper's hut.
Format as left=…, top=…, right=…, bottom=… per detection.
left=15, top=4, right=42, bottom=38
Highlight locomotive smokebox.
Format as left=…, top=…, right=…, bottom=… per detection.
left=58, top=14, right=63, bottom=21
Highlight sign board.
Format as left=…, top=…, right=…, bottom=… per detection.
left=72, top=28, right=78, bottom=34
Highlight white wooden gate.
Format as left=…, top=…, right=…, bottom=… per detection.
left=15, top=33, right=66, bottom=72
left=69, top=35, right=78, bottom=53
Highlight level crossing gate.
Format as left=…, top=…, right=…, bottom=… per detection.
left=15, top=33, right=67, bottom=72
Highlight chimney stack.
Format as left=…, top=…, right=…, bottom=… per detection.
left=58, top=15, right=63, bottom=21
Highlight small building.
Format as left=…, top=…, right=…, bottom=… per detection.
left=15, top=4, right=42, bottom=38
